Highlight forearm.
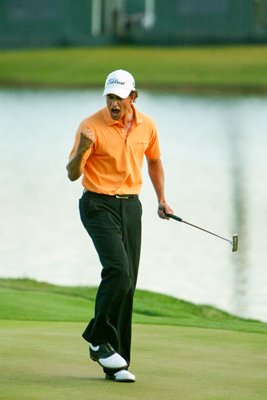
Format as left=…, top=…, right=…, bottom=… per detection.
left=147, top=158, right=166, bottom=204
left=147, top=157, right=174, bottom=219
left=66, top=128, right=94, bottom=181
left=66, top=151, right=85, bottom=181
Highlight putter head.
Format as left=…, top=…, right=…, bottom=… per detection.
left=232, top=234, right=238, bottom=252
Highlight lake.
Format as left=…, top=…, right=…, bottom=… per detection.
left=0, top=88, right=266, bottom=322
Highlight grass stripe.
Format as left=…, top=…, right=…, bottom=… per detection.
left=1, top=46, right=267, bottom=93
left=1, top=279, right=267, bottom=334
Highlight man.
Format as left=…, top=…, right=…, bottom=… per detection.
left=66, top=69, right=173, bottom=382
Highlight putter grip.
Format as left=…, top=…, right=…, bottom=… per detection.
left=166, top=213, right=183, bottom=222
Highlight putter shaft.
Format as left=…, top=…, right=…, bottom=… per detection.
left=166, top=213, right=238, bottom=252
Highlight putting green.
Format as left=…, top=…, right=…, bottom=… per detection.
left=1, top=320, right=266, bottom=400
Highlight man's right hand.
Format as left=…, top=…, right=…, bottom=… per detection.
left=77, top=128, right=95, bottom=153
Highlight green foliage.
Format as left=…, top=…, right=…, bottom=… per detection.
left=0, top=278, right=266, bottom=334
left=0, top=46, right=267, bottom=93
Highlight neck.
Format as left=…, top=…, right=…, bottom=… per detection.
left=121, top=105, right=134, bottom=126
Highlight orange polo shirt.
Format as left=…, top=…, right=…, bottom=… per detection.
left=69, top=105, right=161, bottom=195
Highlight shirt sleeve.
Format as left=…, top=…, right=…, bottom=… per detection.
left=145, top=125, right=161, bottom=160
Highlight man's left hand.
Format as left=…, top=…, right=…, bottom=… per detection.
left=157, top=203, right=174, bottom=220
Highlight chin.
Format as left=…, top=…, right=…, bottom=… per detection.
left=111, top=113, right=121, bottom=120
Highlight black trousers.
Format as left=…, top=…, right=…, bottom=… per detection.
left=79, top=191, right=142, bottom=366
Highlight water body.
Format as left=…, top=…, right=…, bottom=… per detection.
left=0, top=89, right=266, bottom=322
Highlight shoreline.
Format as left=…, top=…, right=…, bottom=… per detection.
left=1, top=278, right=267, bottom=331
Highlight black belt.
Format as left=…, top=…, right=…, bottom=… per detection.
left=83, top=190, right=138, bottom=199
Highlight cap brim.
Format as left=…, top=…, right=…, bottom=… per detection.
left=103, top=85, right=132, bottom=99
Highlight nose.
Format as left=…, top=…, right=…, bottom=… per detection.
left=111, top=99, right=119, bottom=107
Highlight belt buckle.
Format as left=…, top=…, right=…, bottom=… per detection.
left=115, top=194, right=129, bottom=199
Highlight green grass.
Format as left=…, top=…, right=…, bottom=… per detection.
left=1, top=321, right=267, bottom=400
left=0, top=45, right=267, bottom=93
left=1, top=278, right=267, bottom=334
left=1, top=279, right=267, bottom=400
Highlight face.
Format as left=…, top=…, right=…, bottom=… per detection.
left=106, top=94, right=132, bottom=121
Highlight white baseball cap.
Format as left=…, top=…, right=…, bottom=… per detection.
left=103, top=69, right=135, bottom=99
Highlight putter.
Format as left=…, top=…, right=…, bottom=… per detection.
left=165, top=213, right=238, bottom=252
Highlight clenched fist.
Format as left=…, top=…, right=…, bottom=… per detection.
left=77, top=127, right=95, bottom=153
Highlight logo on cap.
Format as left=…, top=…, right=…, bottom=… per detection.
left=107, top=78, right=125, bottom=86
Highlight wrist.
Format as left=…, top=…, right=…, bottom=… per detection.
left=158, top=202, right=166, bottom=211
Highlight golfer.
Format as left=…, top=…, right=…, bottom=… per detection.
left=66, top=69, right=173, bottom=382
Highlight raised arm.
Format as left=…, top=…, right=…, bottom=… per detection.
left=66, top=128, right=94, bottom=181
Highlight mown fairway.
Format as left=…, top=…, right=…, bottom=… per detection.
left=0, top=45, right=267, bottom=93
left=1, top=279, right=267, bottom=400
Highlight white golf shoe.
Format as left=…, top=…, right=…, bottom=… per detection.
left=89, top=343, right=127, bottom=370
left=106, top=369, right=136, bottom=382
